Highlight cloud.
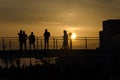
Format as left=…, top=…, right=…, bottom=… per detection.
left=0, top=0, right=119, bottom=25
left=88, top=0, right=120, bottom=9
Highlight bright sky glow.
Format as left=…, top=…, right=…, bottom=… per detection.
left=0, top=0, right=120, bottom=37
left=71, top=33, right=77, bottom=39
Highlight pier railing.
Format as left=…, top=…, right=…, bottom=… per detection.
left=0, top=37, right=99, bottom=50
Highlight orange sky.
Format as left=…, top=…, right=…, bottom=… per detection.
left=0, top=0, right=120, bottom=37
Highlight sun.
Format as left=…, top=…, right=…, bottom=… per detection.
left=71, top=33, right=76, bottom=39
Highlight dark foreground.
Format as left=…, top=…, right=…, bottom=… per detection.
left=0, top=58, right=119, bottom=80
left=0, top=49, right=120, bottom=80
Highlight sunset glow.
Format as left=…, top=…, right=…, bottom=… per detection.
left=0, top=1, right=119, bottom=78
left=71, top=33, right=76, bottom=39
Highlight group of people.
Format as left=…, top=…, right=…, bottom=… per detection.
left=18, top=29, right=50, bottom=50
left=18, top=29, right=72, bottom=50
left=18, top=30, right=36, bottom=50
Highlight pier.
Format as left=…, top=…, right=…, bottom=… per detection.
left=0, top=36, right=119, bottom=58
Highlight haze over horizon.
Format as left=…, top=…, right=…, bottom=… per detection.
left=0, top=0, right=120, bottom=37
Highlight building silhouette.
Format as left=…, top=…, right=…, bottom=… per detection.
left=99, top=19, right=120, bottom=51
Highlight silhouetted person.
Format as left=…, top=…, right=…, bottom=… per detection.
left=29, top=32, right=36, bottom=50
left=44, top=29, right=50, bottom=49
left=18, top=30, right=23, bottom=50
left=22, top=31, right=28, bottom=50
left=69, top=32, right=72, bottom=49
left=61, top=30, right=69, bottom=49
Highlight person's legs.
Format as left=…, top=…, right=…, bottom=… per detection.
left=29, top=43, right=31, bottom=50
left=63, top=39, right=68, bottom=49
left=67, top=42, right=69, bottom=49
left=44, top=39, right=47, bottom=49
left=33, top=43, right=36, bottom=50
left=61, top=41, right=65, bottom=49
left=64, top=41, right=67, bottom=49
left=23, top=41, right=27, bottom=50
left=20, top=42, right=23, bottom=50
left=46, top=39, right=49, bottom=49
left=25, top=42, right=27, bottom=50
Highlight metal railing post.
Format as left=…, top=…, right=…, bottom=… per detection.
left=2, top=38, right=5, bottom=50
left=53, top=37, right=55, bottom=49
left=9, top=40, right=11, bottom=50
left=56, top=39, right=58, bottom=49
left=85, top=37, right=87, bottom=50
left=40, top=39, right=43, bottom=50
left=37, top=37, right=39, bottom=50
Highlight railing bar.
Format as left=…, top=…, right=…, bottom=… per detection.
left=0, top=37, right=99, bottom=50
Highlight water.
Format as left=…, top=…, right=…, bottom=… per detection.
left=0, top=51, right=116, bottom=80
left=0, top=57, right=57, bottom=68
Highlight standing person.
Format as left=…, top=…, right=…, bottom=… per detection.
left=69, top=32, right=72, bottom=49
left=22, top=31, right=28, bottom=50
left=29, top=32, right=36, bottom=50
left=18, top=30, right=23, bottom=50
left=44, top=29, right=50, bottom=49
left=61, top=30, right=69, bottom=49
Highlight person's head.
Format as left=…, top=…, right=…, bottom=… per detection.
left=64, top=30, right=67, bottom=33
left=23, top=31, right=25, bottom=34
left=31, top=32, right=33, bottom=35
left=20, top=30, right=22, bottom=33
left=45, top=29, right=48, bottom=32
